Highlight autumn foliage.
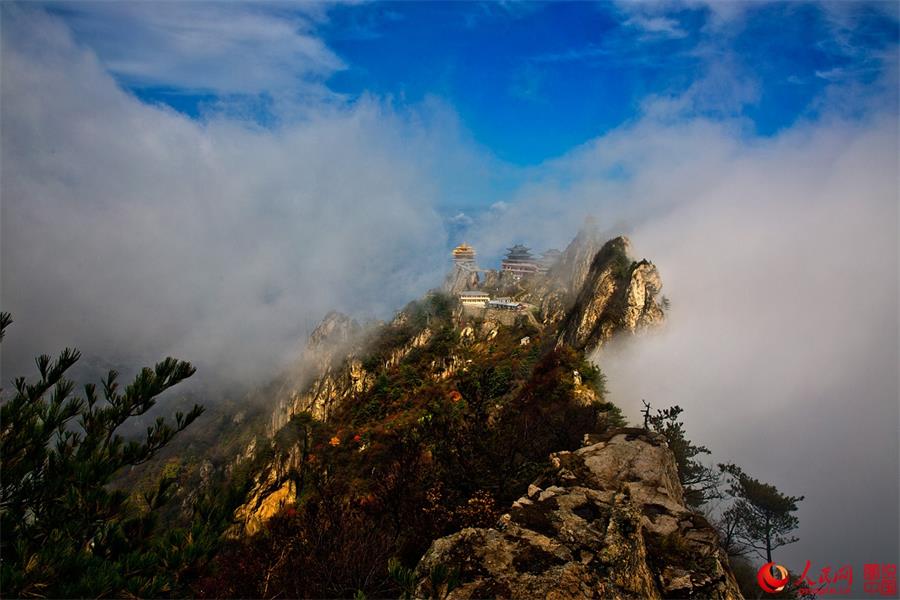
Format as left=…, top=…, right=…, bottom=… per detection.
left=197, top=300, right=616, bottom=598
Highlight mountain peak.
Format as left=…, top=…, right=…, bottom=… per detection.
left=560, top=235, right=664, bottom=350
left=308, top=311, right=360, bottom=350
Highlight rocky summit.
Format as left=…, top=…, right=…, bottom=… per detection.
left=415, top=428, right=742, bottom=599
left=213, top=226, right=742, bottom=598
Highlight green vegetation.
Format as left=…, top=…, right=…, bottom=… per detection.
left=0, top=312, right=216, bottom=597
left=718, top=462, right=804, bottom=563
left=196, top=301, right=619, bottom=598
left=361, top=293, right=455, bottom=372
left=642, top=401, right=721, bottom=508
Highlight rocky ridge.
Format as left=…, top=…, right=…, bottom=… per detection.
left=415, top=428, right=743, bottom=599
left=231, top=228, right=679, bottom=577
left=560, top=237, right=665, bottom=350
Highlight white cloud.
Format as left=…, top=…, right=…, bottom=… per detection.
left=639, top=59, right=761, bottom=121
left=623, top=14, right=688, bottom=39
left=50, top=2, right=345, bottom=96
left=463, top=110, right=898, bottom=570
left=614, top=0, right=753, bottom=29
left=449, top=212, right=474, bottom=226
left=0, top=7, right=455, bottom=385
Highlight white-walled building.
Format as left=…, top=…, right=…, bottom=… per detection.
left=459, top=291, right=490, bottom=307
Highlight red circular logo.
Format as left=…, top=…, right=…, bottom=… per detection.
left=757, top=562, right=790, bottom=593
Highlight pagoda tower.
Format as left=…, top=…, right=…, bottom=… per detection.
left=452, top=243, right=477, bottom=265
left=501, top=244, right=539, bottom=275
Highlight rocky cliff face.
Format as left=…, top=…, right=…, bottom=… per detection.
left=269, top=311, right=365, bottom=432
left=514, top=221, right=604, bottom=326
left=233, top=229, right=669, bottom=547
left=415, top=429, right=742, bottom=599
left=237, top=313, right=437, bottom=534
left=551, top=218, right=606, bottom=297
left=560, top=237, right=665, bottom=350
left=517, top=226, right=664, bottom=348
left=444, top=264, right=481, bottom=295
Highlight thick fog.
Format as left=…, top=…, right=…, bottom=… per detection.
left=597, top=119, right=899, bottom=570
left=1, top=8, right=458, bottom=385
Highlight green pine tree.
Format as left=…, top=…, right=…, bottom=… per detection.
left=718, top=462, right=804, bottom=564
left=644, top=403, right=721, bottom=508
left=0, top=312, right=207, bottom=597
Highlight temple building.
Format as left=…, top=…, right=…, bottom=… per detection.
left=459, top=290, right=490, bottom=307
left=538, top=249, right=562, bottom=273
left=488, top=298, right=525, bottom=311
left=452, top=243, right=477, bottom=265
left=501, top=244, right=540, bottom=276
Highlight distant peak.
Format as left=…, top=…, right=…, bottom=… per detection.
left=309, top=311, right=359, bottom=349
left=600, top=235, right=631, bottom=254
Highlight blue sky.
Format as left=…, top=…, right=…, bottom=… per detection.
left=47, top=1, right=899, bottom=166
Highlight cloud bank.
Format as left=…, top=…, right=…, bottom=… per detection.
left=50, top=2, right=344, bottom=97
left=463, top=109, right=898, bottom=571
left=1, top=7, right=454, bottom=385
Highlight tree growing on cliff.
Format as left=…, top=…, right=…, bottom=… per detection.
left=718, top=463, right=804, bottom=564
left=643, top=402, right=721, bottom=508
left=0, top=312, right=205, bottom=597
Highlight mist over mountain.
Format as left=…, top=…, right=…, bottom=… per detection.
left=461, top=113, right=899, bottom=570
left=1, top=7, right=462, bottom=386
left=1, top=2, right=897, bottom=597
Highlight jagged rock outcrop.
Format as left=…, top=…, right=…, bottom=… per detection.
left=234, top=437, right=314, bottom=537
left=235, top=229, right=667, bottom=537
left=269, top=311, right=366, bottom=432
left=271, top=323, right=432, bottom=428
left=415, top=429, right=742, bottom=599
left=560, top=237, right=665, bottom=351
left=238, top=315, right=434, bottom=533
left=308, top=310, right=360, bottom=350
left=272, top=357, right=372, bottom=429
left=520, top=218, right=605, bottom=326
left=444, top=265, right=481, bottom=294
left=551, top=217, right=605, bottom=297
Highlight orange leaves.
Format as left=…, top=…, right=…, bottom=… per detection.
left=327, top=432, right=364, bottom=448
left=357, top=492, right=377, bottom=508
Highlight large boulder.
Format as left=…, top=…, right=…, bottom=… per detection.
left=415, top=429, right=742, bottom=599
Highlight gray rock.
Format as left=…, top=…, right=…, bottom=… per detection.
left=560, top=238, right=665, bottom=351
left=414, top=428, right=743, bottom=599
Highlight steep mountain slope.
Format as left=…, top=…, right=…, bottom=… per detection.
left=201, top=228, right=738, bottom=598
left=235, top=230, right=665, bottom=532
left=559, top=236, right=665, bottom=350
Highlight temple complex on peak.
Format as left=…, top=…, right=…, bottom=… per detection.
left=446, top=240, right=562, bottom=322
left=448, top=241, right=563, bottom=281
left=501, top=244, right=539, bottom=276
